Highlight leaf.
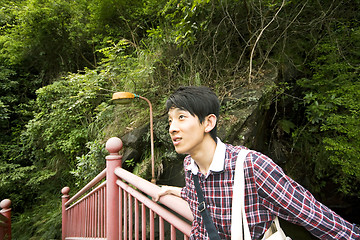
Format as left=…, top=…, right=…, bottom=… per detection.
left=278, top=119, right=296, bottom=134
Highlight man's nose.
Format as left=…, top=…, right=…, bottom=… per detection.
left=169, top=121, right=179, bottom=134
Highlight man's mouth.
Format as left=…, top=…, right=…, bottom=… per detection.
left=172, top=137, right=182, bottom=146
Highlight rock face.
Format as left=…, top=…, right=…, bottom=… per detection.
left=120, top=79, right=277, bottom=185
left=121, top=126, right=148, bottom=166
left=218, top=83, right=276, bottom=148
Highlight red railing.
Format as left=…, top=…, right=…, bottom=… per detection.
left=0, top=199, right=11, bottom=240
left=62, top=137, right=193, bottom=240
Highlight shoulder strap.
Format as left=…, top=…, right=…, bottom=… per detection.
left=231, top=149, right=252, bottom=240
left=193, top=174, right=221, bottom=240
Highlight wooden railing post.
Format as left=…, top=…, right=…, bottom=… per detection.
left=61, top=187, right=70, bottom=240
left=105, top=137, right=123, bottom=240
left=0, top=199, right=11, bottom=240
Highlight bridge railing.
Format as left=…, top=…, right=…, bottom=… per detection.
left=0, top=199, right=11, bottom=240
left=62, top=137, right=193, bottom=240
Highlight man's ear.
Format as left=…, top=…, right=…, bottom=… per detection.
left=204, top=114, right=217, bottom=133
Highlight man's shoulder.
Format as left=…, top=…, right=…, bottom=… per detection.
left=223, top=143, right=249, bottom=170
left=223, top=143, right=272, bottom=167
left=224, top=143, right=249, bottom=158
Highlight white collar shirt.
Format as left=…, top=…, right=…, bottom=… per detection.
left=185, top=137, right=226, bottom=178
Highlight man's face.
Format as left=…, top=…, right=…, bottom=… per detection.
left=168, top=107, right=206, bottom=155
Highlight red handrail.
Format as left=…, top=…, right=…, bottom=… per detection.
left=65, top=169, right=106, bottom=207
left=114, top=167, right=193, bottom=222
left=62, top=137, right=192, bottom=240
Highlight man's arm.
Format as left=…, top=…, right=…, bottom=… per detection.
left=251, top=152, right=360, bottom=239
left=153, top=185, right=182, bottom=202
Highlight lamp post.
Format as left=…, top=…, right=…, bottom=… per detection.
left=112, top=92, right=156, bottom=184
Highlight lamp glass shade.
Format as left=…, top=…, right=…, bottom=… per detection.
left=112, top=92, right=135, bottom=104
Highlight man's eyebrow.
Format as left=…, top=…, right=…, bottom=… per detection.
left=169, top=108, right=183, bottom=113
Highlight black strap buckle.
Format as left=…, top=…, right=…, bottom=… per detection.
left=198, top=201, right=206, bottom=213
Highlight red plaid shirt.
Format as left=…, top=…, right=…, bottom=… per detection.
left=180, top=139, right=360, bottom=239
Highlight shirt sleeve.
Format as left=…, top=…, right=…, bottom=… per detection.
left=250, top=152, right=360, bottom=239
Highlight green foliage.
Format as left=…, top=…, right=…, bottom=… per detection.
left=0, top=0, right=73, bottom=75
left=0, top=0, right=154, bottom=81
left=12, top=194, right=62, bottom=240
left=0, top=164, right=35, bottom=189
left=71, top=140, right=107, bottom=187
left=278, top=119, right=296, bottom=134
left=0, top=66, right=16, bottom=128
left=295, top=24, right=360, bottom=196
left=24, top=68, right=112, bottom=170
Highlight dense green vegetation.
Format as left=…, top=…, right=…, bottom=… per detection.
left=0, top=0, right=359, bottom=238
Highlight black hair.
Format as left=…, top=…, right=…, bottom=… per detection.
left=166, top=86, right=220, bottom=141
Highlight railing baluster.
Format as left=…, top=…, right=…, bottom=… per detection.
left=103, top=186, right=106, bottom=238
left=85, top=198, right=89, bottom=236
left=150, top=209, right=154, bottom=240
left=85, top=198, right=87, bottom=236
left=103, top=187, right=106, bottom=237
left=89, top=195, right=92, bottom=236
left=75, top=205, right=78, bottom=236
left=68, top=208, right=71, bottom=236
left=142, top=203, right=146, bottom=240
left=123, top=191, right=128, bottom=240
left=87, top=197, right=90, bottom=236
left=171, top=225, right=176, bottom=240
left=72, top=203, right=76, bottom=236
left=129, top=194, right=133, bottom=240
left=119, top=188, right=122, bottom=240
left=75, top=207, right=77, bottom=236
left=73, top=208, right=75, bottom=236
left=91, top=193, right=95, bottom=236
left=74, top=205, right=77, bottom=236
left=79, top=201, right=82, bottom=236
left=82, top=201, right=85, bottom=236
left=95, top=191, right=98, bottom=237
left=81, top=200, right=84, bottom=236
left=68, top=209, right=73, bottom=236
left=135, top=198, right=139, bottom=240
left=159, top=216, right=164, bottom=240
left=90, top=195, right=93, bottom=236
left=89, top=194, right=92, bottom=236
left=93, top=193, right=96, bottom=236
left=100, top=187, right=104, bottom=238
left=84, top=199, right=87, bottom=236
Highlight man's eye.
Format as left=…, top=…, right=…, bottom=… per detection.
left=168, top=119, right=172, bottom=125
left=179, top=115, right=185, bottom=119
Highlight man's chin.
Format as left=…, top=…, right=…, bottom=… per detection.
left=174, top=146, right=186, bottom=155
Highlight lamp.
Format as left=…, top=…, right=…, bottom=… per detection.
left=112, top=92, right=156, bottom=184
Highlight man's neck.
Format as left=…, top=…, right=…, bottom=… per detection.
left=191, top=136, right=217, bottom=175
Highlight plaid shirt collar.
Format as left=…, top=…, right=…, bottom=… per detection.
left=185, top=137, right=226, bottom=178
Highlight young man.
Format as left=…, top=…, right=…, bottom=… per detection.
left=154, top=86, right=360, bottom=239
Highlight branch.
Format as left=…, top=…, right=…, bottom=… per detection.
left=255, top=0, right=308, bottom=79
left=248, top=0, right=286, bottom=83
